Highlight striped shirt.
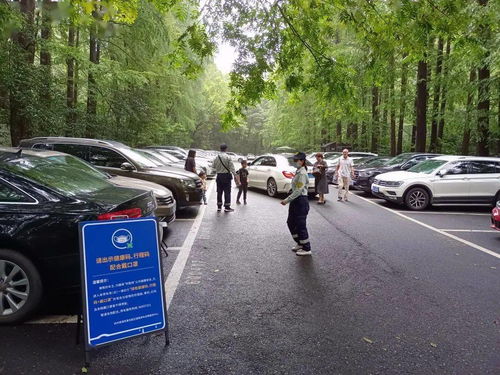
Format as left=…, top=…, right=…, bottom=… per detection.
left=212, top=153, right=236, bottom=175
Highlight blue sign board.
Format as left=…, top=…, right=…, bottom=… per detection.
left=79, top=217, right=167, bottom=348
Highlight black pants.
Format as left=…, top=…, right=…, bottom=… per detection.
left=237, top=183, right=248, bottom=202
left=216, top=173, right=232, bottom=208
left=287, top=196, right=310, bottom=251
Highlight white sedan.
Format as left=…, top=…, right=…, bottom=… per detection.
left=248, top=154, right=316, bottom=197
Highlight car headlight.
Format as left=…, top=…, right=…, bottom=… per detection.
left=385, top=181, right=403, bottom=187
left=181, top=179, right=197, bottom=189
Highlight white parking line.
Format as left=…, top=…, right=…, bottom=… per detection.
left=164, top=181, right=214, bottom=309
left=395, top=211, right=490, bottom=216
left=354, top=194, right=500, bottom=260
left=174, top=218, right=196, bottom=222
left=440, top=229, right=497, bottom=233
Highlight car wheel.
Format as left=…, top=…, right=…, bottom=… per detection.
left=0, top=249, right=43, bottom=324
left=267, top=178, right=278, bottom=197
left=405, top=187, right=429, bottom=211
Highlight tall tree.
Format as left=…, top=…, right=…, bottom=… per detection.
left=476, top=0, right=490, bottom=156
left=428, top=37, right=444, bottom=152
left=370, top=85, right=379, bottom=153
left=437, top=39, right=451, bottom=153
left=397, top=56, right=408, bottom=155
left=414, top=56, right=429, bottom=152
left=86, top=7, right=100, bottom=137
left=9, top=0, right=36, bottom=146
left=461, top=70, right=476, bottom=155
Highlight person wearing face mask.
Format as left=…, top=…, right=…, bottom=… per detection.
left=280, top=152, right=311, bottom=256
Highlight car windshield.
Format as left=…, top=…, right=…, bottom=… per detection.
left=384, top=153, right=414, bottom=166
left=135, top=150, right=168, bottom=167
left=158, top=151, right=180, bottom=163
left=408, top=159, right=448, bottom=174
left=46, top=154, right=110, bottom=179
left=362, top=158, right=390, bottom=168
left=287, top=157, right=313, bottom=167
left=118, top=148, right=158, bottom=168
left=324, top=153, right=341, bottom=159
left=1, top=154, right=112, bottom=196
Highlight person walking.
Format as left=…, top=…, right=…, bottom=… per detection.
left=313, top=152, right=328, bottom=204
left=236, top=160, right=249, bottom=205
left=185, top=149, right=197, bottom=174
left=280, top=152, right=311, bottom=256
left=212, top=144, right=236, bottom=212
left=336, top=148, right=354, bottom=202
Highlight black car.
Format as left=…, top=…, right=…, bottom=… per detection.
left=19, top=137, right=203, bottom=209
left=353, top=153, right=440, bottom=193
left=0, top=149, right=156, bottom=324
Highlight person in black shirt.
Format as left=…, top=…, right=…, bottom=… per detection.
left=236, top=160, right=249, bottom=205
left=184, top=149, right=196, bottom=174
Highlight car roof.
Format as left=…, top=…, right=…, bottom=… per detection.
left=0, top=146, right=67, bottom=158
left=20, top=136, right=127, bottom=148
left=432, top=155, right=500, bottom=162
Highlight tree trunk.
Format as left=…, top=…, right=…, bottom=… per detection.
left=397, top=56, right=408, bottom=155
left=390, top=82, right=396, bottom=156
left=361, top=88, right=367, bottom=150
left=415, top=58, right=428, bottom=152
left=461, top=70, right=476, bottom=155
left=40, top=0, right=52, bottom=67
left=66, top=23, right=76, bottom=133
left=9, top=0, right=36, bottom=146
left=370, top=86, right=379, bottom=153
left=476, top=0, right=490, bottom=156
left=437, top=39, right=451, bottom=152
left=429, top=38, right=443, bottom=152
left=86, top=9, right=100, bottom=137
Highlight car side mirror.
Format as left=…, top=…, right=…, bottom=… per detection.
left=437, top=169, right=447, bottom=177
left=120, top=162, right=134, bottom=171
left=247, top=162, right=252, bottom=166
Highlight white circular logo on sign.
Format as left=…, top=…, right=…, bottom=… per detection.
left=111, top=229, right=133, bottom=250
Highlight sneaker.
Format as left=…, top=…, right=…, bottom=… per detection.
left=217, top=207, right=222, bottom=212
left=296, top=249, right=312, bottom=256
left=224, top=207, right=235, bottom=212
left=291, top=244, right=302, bottom=252
left=236, top=200, right=241, bottom=205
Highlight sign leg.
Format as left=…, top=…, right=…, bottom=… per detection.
left=75, top=314, right=82, bottom=345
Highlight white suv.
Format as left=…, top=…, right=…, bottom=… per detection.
left=371, top=156, right=500, bottom=210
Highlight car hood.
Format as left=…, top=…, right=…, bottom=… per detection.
left=376, top=171, right=428, bottom=181
left=109, top=175, right=172, bottom=197
left=142, top=166, right=198, bottom=180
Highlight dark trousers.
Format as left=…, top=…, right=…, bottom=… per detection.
left=216, top=173, right=232, bottom=208
left=287, top=196, right=310, bottom=250
left=237, top=183, right=248, bottom=202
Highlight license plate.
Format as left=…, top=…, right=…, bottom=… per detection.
left=371, top=185, right=379, bottom=193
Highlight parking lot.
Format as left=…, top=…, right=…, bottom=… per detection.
left=1, top=180, right=499, bottom=374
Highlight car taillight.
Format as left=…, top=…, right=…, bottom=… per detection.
left=282, top=171, right=295, bottom=179
left=97, top=208, right=142, bottom=220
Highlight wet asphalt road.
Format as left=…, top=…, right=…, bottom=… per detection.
left=1, top=183, right=499, bottom=374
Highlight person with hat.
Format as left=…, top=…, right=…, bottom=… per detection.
left=212, top=143, right=237, bottom=212
left=280, top=152, right=311, bottom=256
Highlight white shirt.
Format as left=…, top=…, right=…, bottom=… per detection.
left=337, top=157, right=353, bottom=177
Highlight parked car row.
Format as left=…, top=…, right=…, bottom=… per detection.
left=0, top=147, right=160, bottom=324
